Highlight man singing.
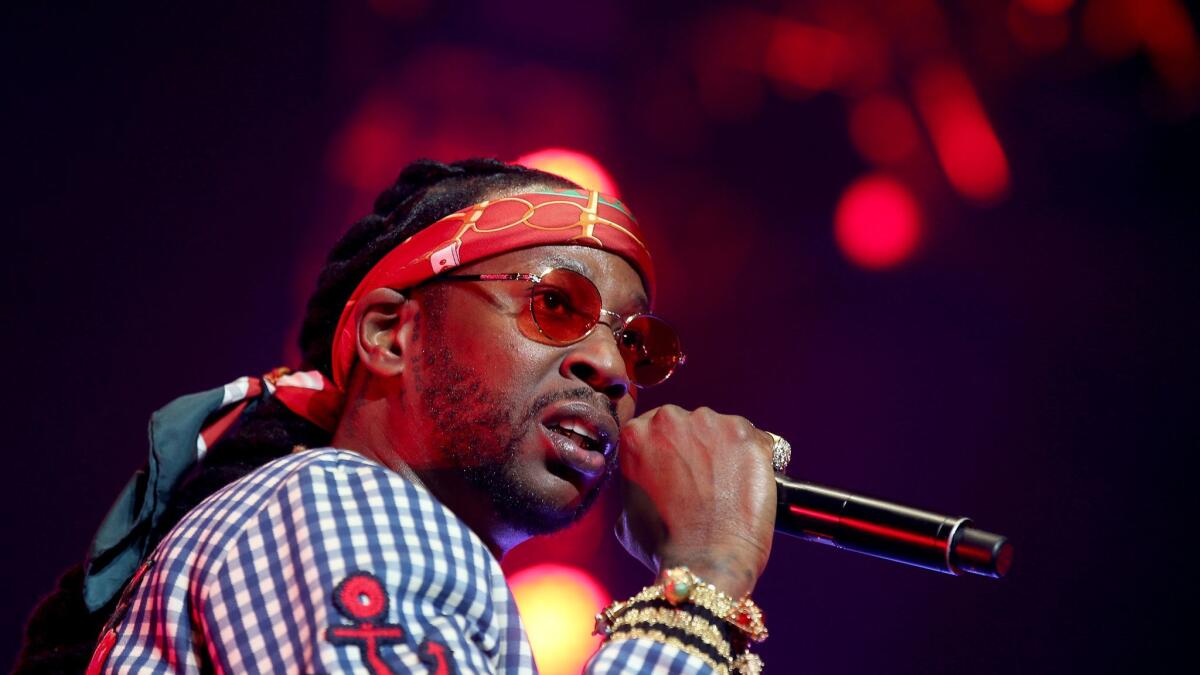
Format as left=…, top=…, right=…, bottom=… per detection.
left=17, top=159, right=786, bottom=674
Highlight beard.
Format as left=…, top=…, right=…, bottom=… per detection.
left=413, top=324, right=616, bottom=536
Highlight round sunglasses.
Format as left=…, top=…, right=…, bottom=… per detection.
left=434, top=268, right=686, bottom=387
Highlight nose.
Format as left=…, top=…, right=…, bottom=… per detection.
left=561, top=324, right=632, bottom=401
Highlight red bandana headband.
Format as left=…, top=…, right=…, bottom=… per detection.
left=261, top=189, right=655, bottom=433
left=331, top=188, right=655, bottom=388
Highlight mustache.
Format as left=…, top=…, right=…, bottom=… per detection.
left=517, top=387, right=620, bottom=432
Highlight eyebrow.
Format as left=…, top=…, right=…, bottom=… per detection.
left=538, top=253, right=650, bottom=313
left=539, top=253, right=588, bottom=277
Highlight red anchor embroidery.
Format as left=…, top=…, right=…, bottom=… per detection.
left=325, top=572, right=457, bottom=675
left=325, top=572, right=406, bottom=675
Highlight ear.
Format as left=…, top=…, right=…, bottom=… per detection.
left=353, top=287, right=421, bottom=378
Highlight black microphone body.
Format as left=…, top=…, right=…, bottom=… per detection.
left=774, top=475, right=1013, bottom=578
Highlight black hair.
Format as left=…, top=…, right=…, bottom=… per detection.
left=14, top=158, right=578, bottom=674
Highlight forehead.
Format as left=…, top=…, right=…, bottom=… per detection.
left=459, top=245, right=650, bottom=313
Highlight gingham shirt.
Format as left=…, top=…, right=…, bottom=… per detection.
left=100, top=448, right=712, bottom=674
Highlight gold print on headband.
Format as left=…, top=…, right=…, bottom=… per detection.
left=410, top=190, right=650, bottom=269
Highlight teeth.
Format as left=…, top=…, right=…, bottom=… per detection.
left=550, top=423, right=598, bottom=451
left=559, top=419, right=598, bottom=442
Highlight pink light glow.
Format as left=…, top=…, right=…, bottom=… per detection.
left=835, top=173, right=922, bottom=270
left=1084, top=0, right=1200, bottom=106
left=516, top=148, right=619, bottom=196
left=1020, top=0, right=1074, bottom=16
left=913, top=62, right=1011, bottom=203
left=509, top=564, right=610, bottom=675
left=763, top=18, right=849, bottom=92
left=1008, top=2, right=1072, bottom=54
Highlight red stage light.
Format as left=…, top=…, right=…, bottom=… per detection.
left=1084, top=0, right=1200, bottom=108
left=515, top=148, right=619, bottom=196
left=763, top=18, right=848, bottom=92
left=1008, top=1, right=1072, bottom=54
left=330, top=119, right=408, bottom=193
left=509, top=564, right=610, bottom=675
left=834, top=174, right=921, bottom=270
left=849, top=94, right=920, bottom=165
left=913, top=62, right=1011, bottom=203
left=1019, top=0, right=1074, bottom=16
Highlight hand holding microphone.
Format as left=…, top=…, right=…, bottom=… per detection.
left=615, top=404, right=779, bottom=598
left=617, top=406, right=1012, bottom=582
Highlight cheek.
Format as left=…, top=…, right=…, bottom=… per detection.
left=457, top=324, right=559, bottom=386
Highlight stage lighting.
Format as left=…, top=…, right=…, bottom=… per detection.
left=509, top=564, right=611, bottom=675
left=515, top=148, right=619, bottom=196
left=835, top=173, right=921, bottom=270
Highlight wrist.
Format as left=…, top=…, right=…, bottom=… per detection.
left=684, top=564, right=755, bottom=599
left=659, top=550, right=759, bottom=599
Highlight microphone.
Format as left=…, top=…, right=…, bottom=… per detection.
left=774, top=475, right=1013, bottom=578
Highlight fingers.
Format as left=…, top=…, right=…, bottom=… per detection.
left=614, top=404, right=781, bottom=595
left=623, top=405, right=776, bottom=457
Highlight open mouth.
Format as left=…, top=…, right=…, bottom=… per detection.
left=541, top=421, right=610, bottom=481
left=539, top=399, right=618, bottom=481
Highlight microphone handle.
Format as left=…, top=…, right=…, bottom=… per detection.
left=774, top=475, right=1013, bottom=578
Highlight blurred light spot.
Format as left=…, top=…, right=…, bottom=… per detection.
left=913, top=62, right=1010, bottom=203
left=1083, top=0, right=1200, bottom=108
left=1084, top=0, right=1200, bottom=101
left=835, top=174, right=921, bottom=270
left=1008, top=1, right=1072, bottom=53
left=330, top=118, right=408, bottom=193
left=690, top=8, right=771, bottom=119
left=509, top=564, right=610, bottom=675
left=764, top=18, right=849, bottom=92
left=516, top=148, right=619, bottom=196
left=1083, top=0, right=1141, bottom=58
left=1019, top=0, right=1073, bottom=15
left=1130, top=0, right=1200, bottom=100
left=849, top=94, right=921, bottom=165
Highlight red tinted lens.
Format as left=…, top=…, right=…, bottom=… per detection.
left=529, top=269, right=603, bottom=341
left=617, top=315, right=684, bottom=387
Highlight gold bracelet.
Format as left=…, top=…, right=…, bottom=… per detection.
left=659, top=567, right=769, bottom=643
left=595, top=566, right=768, bottom=674
left=615, top=605, right=733, bottom=660
left=609, top=626, right=731, bottom=674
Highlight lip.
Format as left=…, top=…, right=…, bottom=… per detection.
left=539, top=399, right=618, bottom=479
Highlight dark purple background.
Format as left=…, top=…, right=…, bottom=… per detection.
left=3, top=2, right=1195, bottom=672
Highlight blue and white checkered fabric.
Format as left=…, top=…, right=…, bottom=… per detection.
left=100, top=448, right=712, bottom=674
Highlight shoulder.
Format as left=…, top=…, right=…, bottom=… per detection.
left=107, top=449, right=530, bottom=673
left=171, top=448, right=495, bottom=583
left=195, top=449, right=523, bottom=672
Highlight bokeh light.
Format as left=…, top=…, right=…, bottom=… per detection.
left=1008, top=1, right=1072, bottom=54
left=764, top=18, right=849, bottom=92
left=515, top=148, right=619, bottom=196
left=1083, top=0, right=1200, bottom=110
left=834, top=173, right=922, bottom=270
left=509, top=564, right=610, bottom=675
left=913, top=62, right=1011, bottom=203
left=1019, top=0, right=1074, bottom=15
